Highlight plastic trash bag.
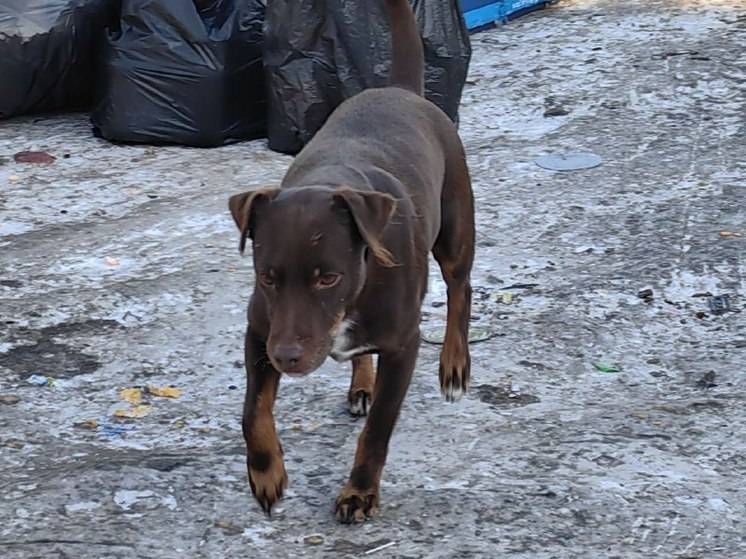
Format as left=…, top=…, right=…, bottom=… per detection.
left=91, top=0, right=266, bottom=147
left=0, top=0, right=120, bottom=119
left=263, top=0, right=472, bottom=154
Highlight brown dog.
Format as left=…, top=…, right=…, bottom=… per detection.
left=229, top=0, right=474, bottom=523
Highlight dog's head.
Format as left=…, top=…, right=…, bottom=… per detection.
left=229, top=186, right=397, bottom=376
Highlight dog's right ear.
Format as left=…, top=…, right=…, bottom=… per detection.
left=228, top=188, right=280, bottom=253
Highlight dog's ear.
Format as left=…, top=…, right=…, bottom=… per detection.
left=333, top=187, right=398, bottom=267
left=228, top=188, right=280, bottom=253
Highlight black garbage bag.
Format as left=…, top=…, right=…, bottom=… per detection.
left=263, top=0, right=471, bottom=155
left=0, top=0, right=120, bottom=119
left=91, top=0, right=266, bottom=147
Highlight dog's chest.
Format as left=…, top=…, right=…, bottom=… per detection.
left=330, top=319, right=373, bottom=362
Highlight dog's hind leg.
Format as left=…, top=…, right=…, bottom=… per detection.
left=432, top=144, right=475, bottom=402
left=348, top=354, right=376, bottom=416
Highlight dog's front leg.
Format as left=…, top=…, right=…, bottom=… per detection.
left=335, top=332, right=419, bottom=523
left=242, top=329, right=287, bottom=515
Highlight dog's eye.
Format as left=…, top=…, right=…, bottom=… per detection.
left=258, top=273, right=275, bottom=287
left=315, top=273, right=341, bottom=289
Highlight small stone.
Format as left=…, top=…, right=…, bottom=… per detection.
left=697, top=371, right=717, bottom=389
left=0, top=394, right=21, bottom=405
left=544, top=107, right=570, bottom=117
left=215, top=520, right=243, bottom=536
left=27, top=374, right=50, bottom=386
left=303, top=534, right=324, bottom=545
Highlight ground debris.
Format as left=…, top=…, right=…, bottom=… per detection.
left=303, top=534, right=324, bottom=545
left=119, top=387, right=143, bottom=405
left=637, top=288, right=654, bottom=300
left=696, top=371, right=717, bottom=389
left=147, top=385, right=182, bottom=398
left=708, top=295, right=732, bottom=315
left=13, top=151, right=56, bottom=164
left=594, top=362, right=622, bottom=373
left=113, top=405, right=152, bottom=419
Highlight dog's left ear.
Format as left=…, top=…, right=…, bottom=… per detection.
left=333, top=187, right=398, bottom=267
left=228, top=188, right=280, bottom=253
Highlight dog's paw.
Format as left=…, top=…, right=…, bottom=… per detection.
left=439, top=340, right=470, bottom=402
left=248, top=454, right=288, bottom=516
left=348, top=389, right=372, bottom=416
left=335, top=484, right=379, bottom=524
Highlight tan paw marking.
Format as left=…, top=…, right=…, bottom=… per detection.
left=439, top=335, right=470, bottom=402
left=249, top=457, right=287, bottom=515
left=348, top=355, right=375, bottom=416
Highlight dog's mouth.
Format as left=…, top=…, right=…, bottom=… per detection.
left=277, top=358, right=323, bottom=378
left=283, top=370, right=311, bottom=378
left=270, top=338, right=333, bottom=377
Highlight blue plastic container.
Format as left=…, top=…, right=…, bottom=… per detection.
left=461, top=0, right=549, bottom=31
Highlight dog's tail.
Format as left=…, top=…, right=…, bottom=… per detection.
left=383, top=0, right=424, bottom=96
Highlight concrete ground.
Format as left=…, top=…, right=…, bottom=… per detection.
left=1, top=1, right=745, bottom=557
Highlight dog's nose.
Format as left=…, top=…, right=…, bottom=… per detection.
left=273, top=343, right=304, bottom=372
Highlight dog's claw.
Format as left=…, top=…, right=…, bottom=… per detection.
left=255, top=490, right=280, bottom=517
left=261, top=498, right=271, bottom=516
left=335, top=488, right=379, bottom=524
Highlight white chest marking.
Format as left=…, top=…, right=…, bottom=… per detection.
left=330, top=319, right=374, bottom=362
